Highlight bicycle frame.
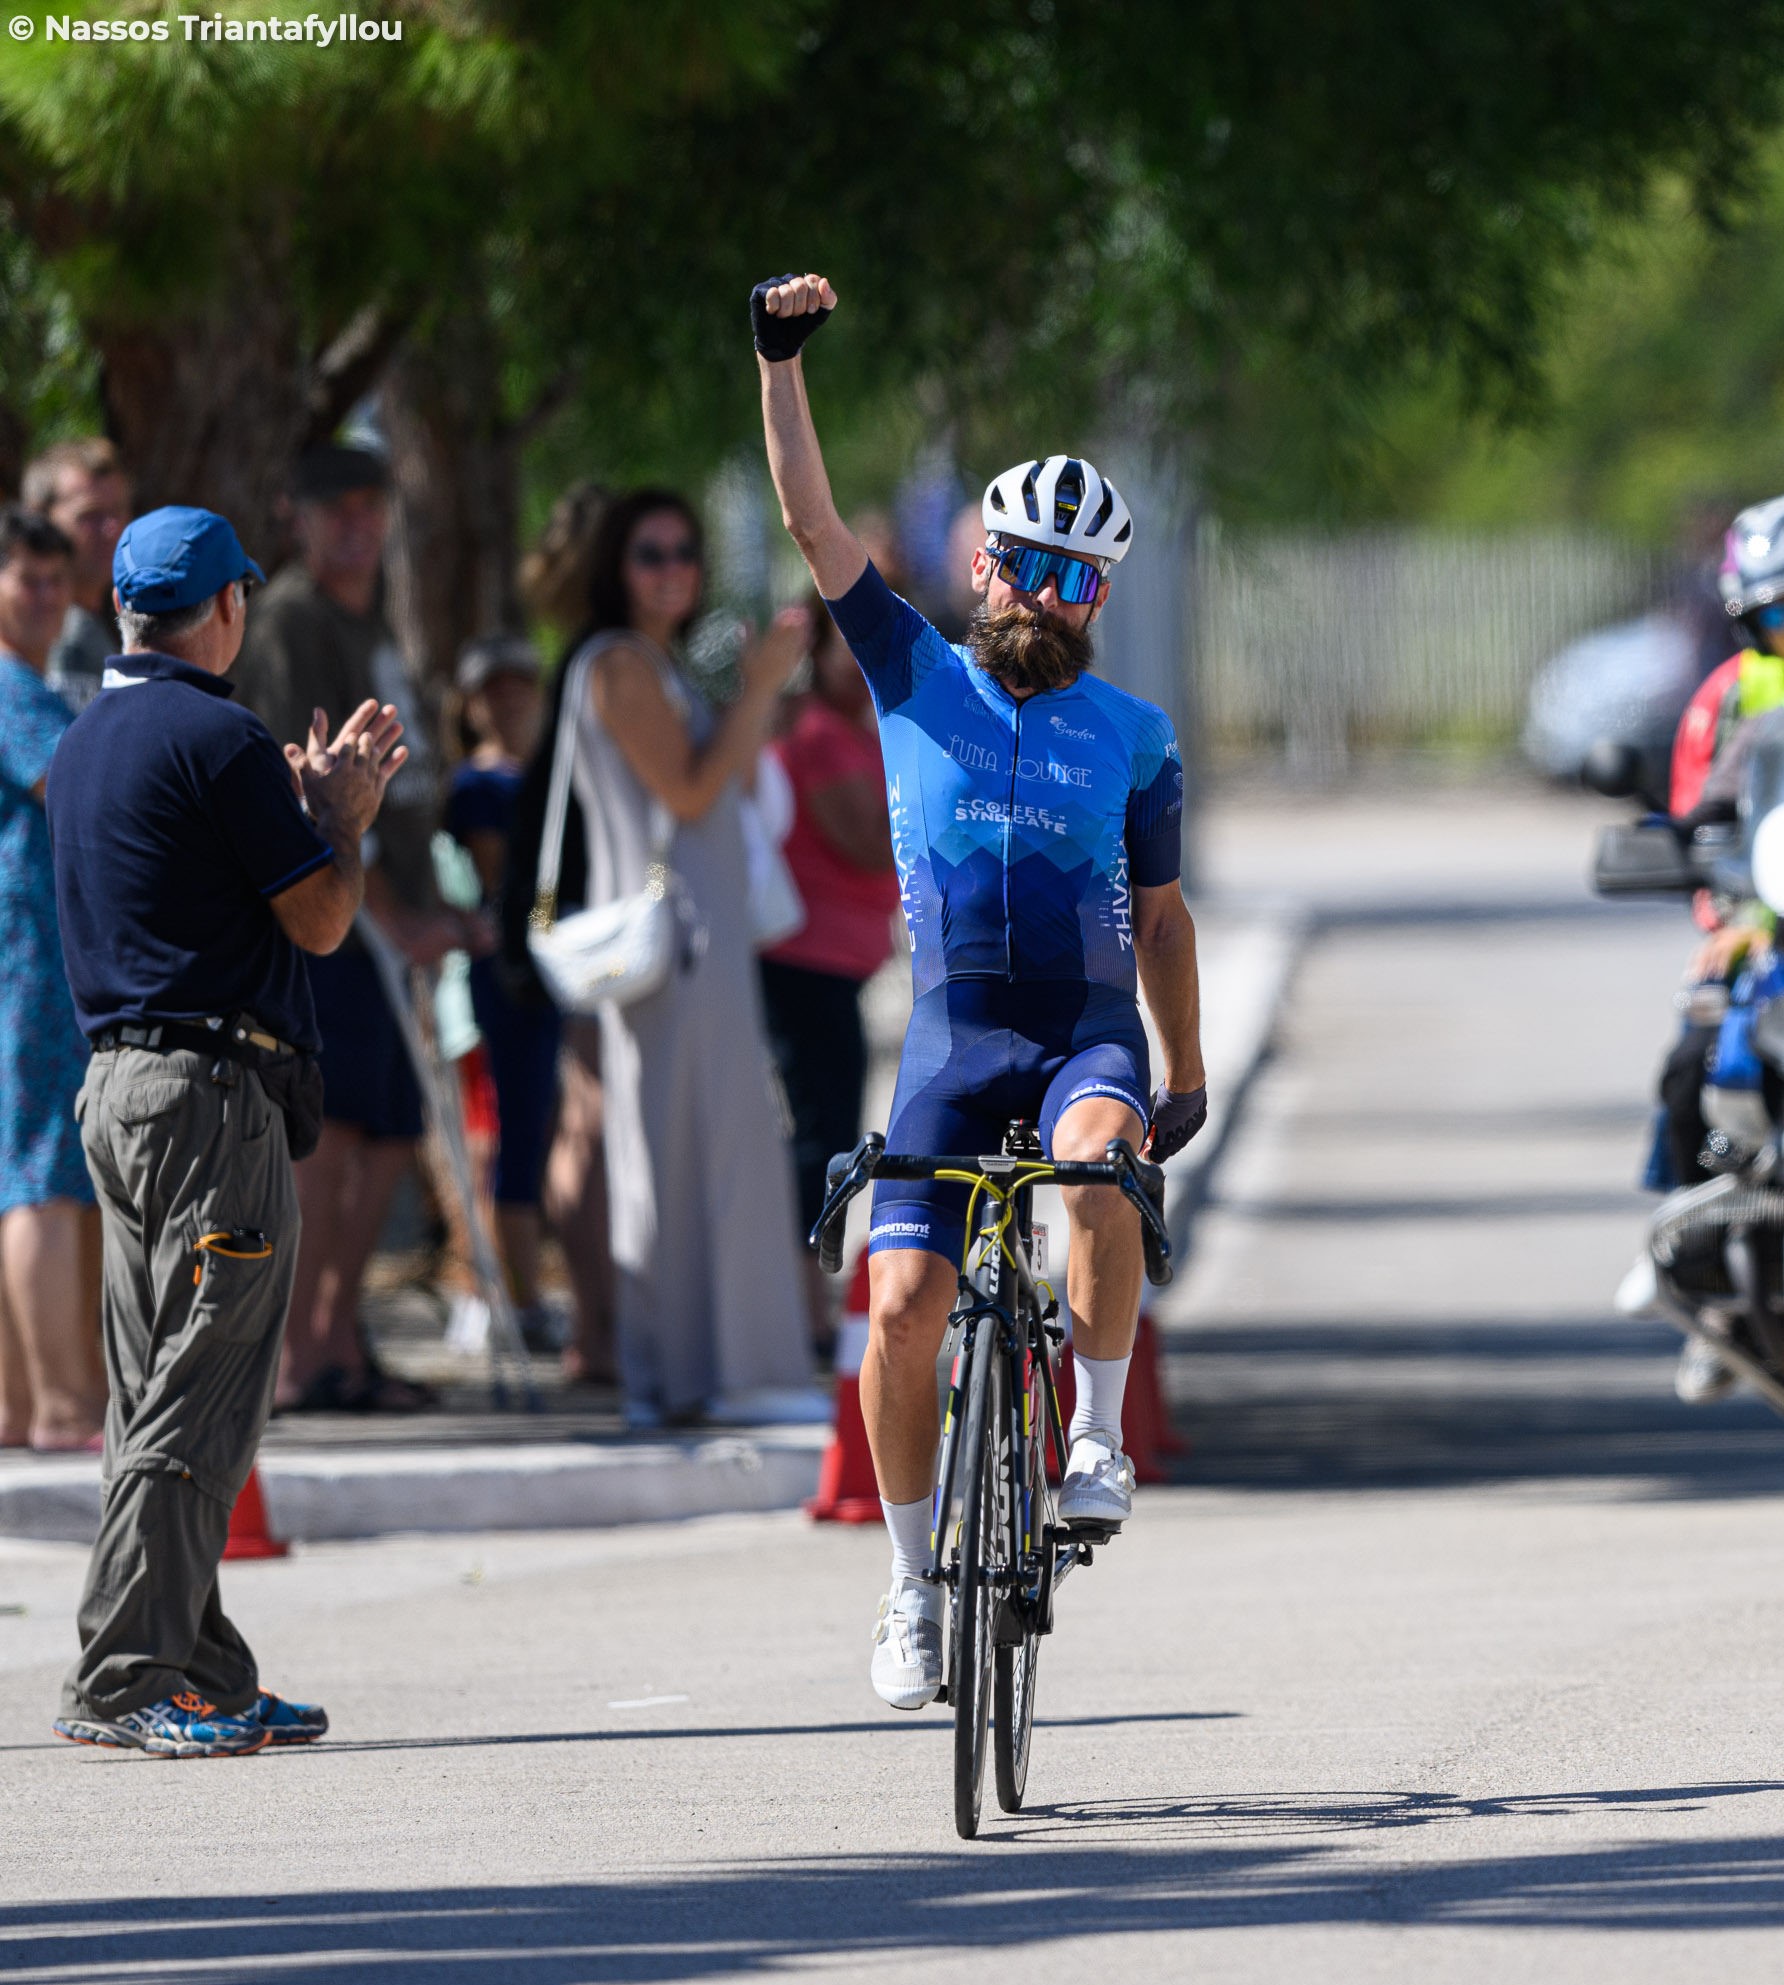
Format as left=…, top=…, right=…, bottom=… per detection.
left=926, top=1168, right=1072, bottom=1614
left=811, top=1133, right=1168, bottom=1620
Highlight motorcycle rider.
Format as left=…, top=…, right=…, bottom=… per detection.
left=1642, top=496, right=1784, bottom=1401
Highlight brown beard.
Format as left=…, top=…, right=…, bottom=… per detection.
left=967, top=600, right=1095, bottom=694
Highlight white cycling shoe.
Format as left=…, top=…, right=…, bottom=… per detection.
left=1058, top=1434, right=1135, bottom=1530
left=870, top=1575, right=944, bottom=1711
left=1675, top=1334, right=1739, bottom=1405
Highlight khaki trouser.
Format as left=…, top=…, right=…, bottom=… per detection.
left=61, top=1048, right=297, bottom=1720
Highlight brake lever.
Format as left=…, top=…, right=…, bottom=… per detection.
left=1109, top=1142, right=1174, bottom=1287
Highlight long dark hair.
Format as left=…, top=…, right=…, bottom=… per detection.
left=498, top=489, right=706, bottom=1002
left=578, top=487, right=704, bottom=644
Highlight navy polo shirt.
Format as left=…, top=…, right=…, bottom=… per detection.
left=45, top=652, right=332, bottom=1049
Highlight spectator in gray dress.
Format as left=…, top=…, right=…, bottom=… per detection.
left=565, top=490, right=822, bottom=1426
left=22, top=439, right=132, bottom=716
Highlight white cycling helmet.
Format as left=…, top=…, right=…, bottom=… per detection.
left=981, top=456, right=1133, bottom=568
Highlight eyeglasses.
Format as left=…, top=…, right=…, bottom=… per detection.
left=1755, top=603, right=1784, bottom=632
left=985, top=537, right=1104, bottom=606
left=628, top=540, right=700, bottom=571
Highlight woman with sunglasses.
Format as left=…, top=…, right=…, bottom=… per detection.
left=559, top=490, right=824, bottom=1427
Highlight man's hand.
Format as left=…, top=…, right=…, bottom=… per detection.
left=284, top=699, right=407, bottom=844
left=1146, top=1084, right=1208, bottom=1163
left=752, top=272, right=837, bottom=362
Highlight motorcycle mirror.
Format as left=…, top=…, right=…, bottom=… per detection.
left=1753, top=806, right=1784, bottom=914
left=1581, top=739, right=1641, bottom=799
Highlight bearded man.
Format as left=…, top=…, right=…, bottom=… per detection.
left=754, top=271, right=1210, bottom=1710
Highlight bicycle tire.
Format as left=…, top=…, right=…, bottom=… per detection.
left=994, top=1337, right=1043, bottom=1812
left=951, top=1320, right=999, bottom=1839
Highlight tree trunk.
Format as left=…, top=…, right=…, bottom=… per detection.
left=381, top=302, right=522, bottom=688
left=92, top=274, right=308, bottom=571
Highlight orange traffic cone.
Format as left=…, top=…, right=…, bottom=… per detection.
left=223, top=1462, right=288, bottom=1560
left=806, top=1251, right=883, bottom=1524
left=1050, top=1311, right=1185, bottom=1486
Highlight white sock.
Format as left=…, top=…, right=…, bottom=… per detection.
left=882, top=1497, right=934, bottom=1585
left=1069, top=1350, right=1131, bottom=1451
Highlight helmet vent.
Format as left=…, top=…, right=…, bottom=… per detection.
left=1020, top=465, right=1041, bottom=525
left=1088, top=486, right=1116, bottom=537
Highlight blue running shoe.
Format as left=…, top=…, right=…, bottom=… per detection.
left=53, top=1691, right=269, bottom=1758
left=247, top=1690, right=328, bottom=1745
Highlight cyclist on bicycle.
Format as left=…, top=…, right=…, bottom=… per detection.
left=754, top=272, right=1209, bottom=1710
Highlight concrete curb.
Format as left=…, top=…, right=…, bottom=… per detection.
left=0, top=1430, right=829, bottom=1548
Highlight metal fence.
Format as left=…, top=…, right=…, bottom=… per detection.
left=1193, top=524, right=1668, bottom=774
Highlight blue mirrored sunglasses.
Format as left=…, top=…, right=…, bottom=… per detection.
left=987, top=538, right=1105, bottom=606
left=1754, top=603, right=1784, bottom=632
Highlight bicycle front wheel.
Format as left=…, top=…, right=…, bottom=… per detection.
left=951, top=1320, right=1000, bottom=1839
left=994, top=1339, right=1044, bottom=1811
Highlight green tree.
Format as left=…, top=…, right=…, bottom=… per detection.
left=7, top=0, right=1784, bottom=669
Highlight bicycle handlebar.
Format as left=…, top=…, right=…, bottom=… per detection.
left=809, top=1132, right=1174, bottom=1287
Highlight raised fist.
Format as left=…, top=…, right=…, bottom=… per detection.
left=752, top=272, right=838, bottom=362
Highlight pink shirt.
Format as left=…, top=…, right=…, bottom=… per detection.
left=765, top=696, right=901, bottom=982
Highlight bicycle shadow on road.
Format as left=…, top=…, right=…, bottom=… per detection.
left=7, top=1790, right=1784, bottom=1980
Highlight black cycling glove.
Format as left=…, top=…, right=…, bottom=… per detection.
left=1148, top=1084, right=1208, bottom=1163
left=751, top=274, right=832, bottom=362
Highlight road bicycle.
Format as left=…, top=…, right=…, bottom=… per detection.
left=811, top=1122, right=1172, bottom=1838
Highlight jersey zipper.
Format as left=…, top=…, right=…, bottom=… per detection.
left=1004, top=697, right=1021, bottom=977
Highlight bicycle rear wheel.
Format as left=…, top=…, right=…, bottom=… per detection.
left=951, top=1321, right=999, bottom=1839
left=994, top=1338, right=1043, bottom=1812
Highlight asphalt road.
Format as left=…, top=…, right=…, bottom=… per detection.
left=6, top=783, right=1784, bottom=1982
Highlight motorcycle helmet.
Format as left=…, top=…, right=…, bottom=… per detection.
left=981, top=456, right=1133, bottom=567
left=1718, top=494, right=1784, bottom=623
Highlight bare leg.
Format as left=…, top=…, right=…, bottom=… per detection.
left=0, top=1237, right=32, bottom=1445
left=311, top=1138, right=415, bottom=1377
left=1053, top=1097, right=1147, bottom=1362
left=278, top=1121, right=356, bottom=1405
left=862, top=1248, right=958, bottom=1503
left=545, top=1019, right=616, bottom=1384
left=494, top=1204, right=544, bottom=1309
left=1, top=1200, right=104, bottom=1448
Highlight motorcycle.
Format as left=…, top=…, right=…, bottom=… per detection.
left=1590, top=732, right=1784, bottom=1415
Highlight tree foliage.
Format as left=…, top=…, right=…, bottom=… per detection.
left=3, top=0, right=1784, bottom=654
left=1223, top=146, right=1784, bottom=540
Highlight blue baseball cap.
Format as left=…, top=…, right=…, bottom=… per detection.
left=112, top=505, right=265, bottom=613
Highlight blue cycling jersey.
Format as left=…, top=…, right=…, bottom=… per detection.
left=825, top=562, right=1183, bottom=1000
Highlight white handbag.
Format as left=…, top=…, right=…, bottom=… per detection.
left=527, top=650, right=679, bottom=1012
left=741, top=751, right=805, bottom=951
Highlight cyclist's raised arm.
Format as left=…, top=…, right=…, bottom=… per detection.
left=755, top=272, right=868, bottom=603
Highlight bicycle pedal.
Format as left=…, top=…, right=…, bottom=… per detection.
left=1063, top=1518, right=1121, bottom=1545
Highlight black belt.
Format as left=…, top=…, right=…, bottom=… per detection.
left=90, top=1017, right=301, bottom=1064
